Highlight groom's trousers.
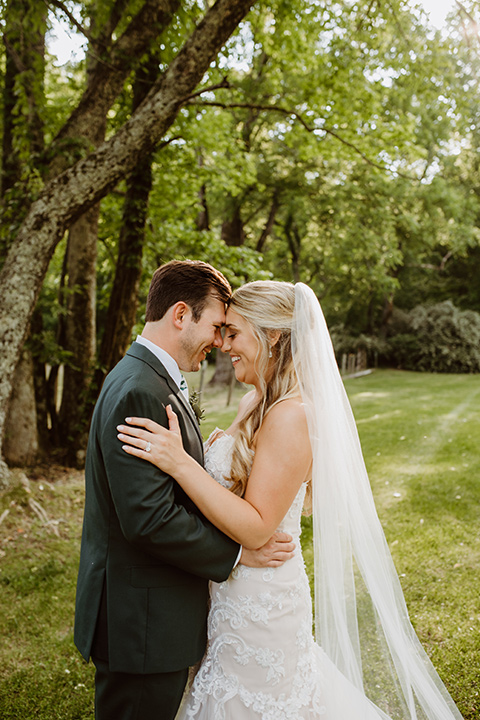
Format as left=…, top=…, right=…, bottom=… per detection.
left=93, top=657, right=188, bottom=720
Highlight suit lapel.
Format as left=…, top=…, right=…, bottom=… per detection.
left=175, top=384, right=202, bottom=431
left=126, top=342, right=203, bottom=445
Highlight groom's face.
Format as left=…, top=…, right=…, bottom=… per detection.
left=178, top=296, right=226, bottom=372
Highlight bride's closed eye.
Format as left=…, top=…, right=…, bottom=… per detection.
left=227, top=333, right=237, bottom=339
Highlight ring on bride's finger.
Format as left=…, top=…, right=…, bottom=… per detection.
left=145, top=441, right=152, bottom=453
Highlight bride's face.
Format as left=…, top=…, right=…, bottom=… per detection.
left=222, top=308, right=261, bottom=387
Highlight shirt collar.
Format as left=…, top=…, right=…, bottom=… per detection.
left=135, top=335, right=183, bottom=391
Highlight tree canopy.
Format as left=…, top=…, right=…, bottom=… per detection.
left=1, top=0, right=479, bottom=476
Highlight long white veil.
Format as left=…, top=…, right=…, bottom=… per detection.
left=292, top=282, right=463, bottom=720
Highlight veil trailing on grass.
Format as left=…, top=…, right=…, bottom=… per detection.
left=292, top=282, right=463, bottom=720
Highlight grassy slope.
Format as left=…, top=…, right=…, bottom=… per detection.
left=346, top=370, right=480, bottom=718
left=0, top=370, right=478, bottom=718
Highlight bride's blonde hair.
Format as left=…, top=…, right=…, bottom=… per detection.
left=226, top=281, right=305, bottom=499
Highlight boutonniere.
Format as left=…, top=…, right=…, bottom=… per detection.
left=189, top=390, right=205, bottom=424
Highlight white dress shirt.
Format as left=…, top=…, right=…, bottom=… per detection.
left=135, top=335, right=188, bottom=400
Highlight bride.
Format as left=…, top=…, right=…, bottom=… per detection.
left=117, top=281, right=463, bottom=720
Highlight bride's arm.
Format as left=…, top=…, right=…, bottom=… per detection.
left=117, top=400, right=311, bottom=549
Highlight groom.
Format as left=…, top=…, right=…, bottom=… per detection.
left=74, top=260, right=294, bottom=720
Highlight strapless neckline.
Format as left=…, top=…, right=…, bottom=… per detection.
left=204, top=427, right=235, bottom=449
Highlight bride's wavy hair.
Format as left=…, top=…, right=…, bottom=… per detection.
left=226, top=281, right=310, bottom=506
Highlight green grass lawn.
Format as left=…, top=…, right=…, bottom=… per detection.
left=0, top=369, right=478, bottom=718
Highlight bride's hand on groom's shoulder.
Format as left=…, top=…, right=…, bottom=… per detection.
left=240, top=532, right=295, bottom=568
left=117, top=405, right=185, bottom=474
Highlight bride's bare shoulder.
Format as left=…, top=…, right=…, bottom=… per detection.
left=255, top=399, right=310, bottom=462
left=269, top=397, right=307, bottom=425
left=258, top=398, right=308, bottom=444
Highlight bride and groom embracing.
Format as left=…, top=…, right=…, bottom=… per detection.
left=74, top=260, right=463, bottom=720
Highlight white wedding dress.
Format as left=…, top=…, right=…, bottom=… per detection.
left=175, top=429, right=391, bottom=720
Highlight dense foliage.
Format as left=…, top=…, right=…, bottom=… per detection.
left=1, top=0, right=480, bottom=468
left=387, top=302, right=480, bottom=373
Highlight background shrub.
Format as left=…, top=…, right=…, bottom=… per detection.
left=385, top=301, right=480, bottom=373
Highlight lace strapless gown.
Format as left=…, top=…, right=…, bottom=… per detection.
left=176, top=430, right=388, bottom=720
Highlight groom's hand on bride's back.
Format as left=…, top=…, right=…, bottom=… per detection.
left=240, top=532, right=295, bottom=568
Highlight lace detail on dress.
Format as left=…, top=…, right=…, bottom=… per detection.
left=176, top=429, right=329, bottom=720
left=176, top=429, right=386, bottom=720
left=203, top=428, right=235, bottom=489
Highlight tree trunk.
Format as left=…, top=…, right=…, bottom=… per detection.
left=256, top=190, right=279, bottom=253
left=1, top=0, right=45, bottom=197
left=91, top=48, right=161, bottom=406
left=3, top=348, right=38, bottom=467
left=196, top=152, right=210, bottom=230
left=93, top=165, right=150, bottom=384
left=1, top=0, right=46, bottom=473
left=56, top=5, right=109, bottom=462
left=0, top=0, right=257, bottom=482
left=42, top=247, right=69, bottom=449
left=380, top=293, right=395, bottom=338
left=58, top=205, right=100, bottom=461
left=221, top=200, right=245, bottom=246
left=30, top=307, right=50, bottom=453
left=52, top=0, right=165, bottom=461
left=285, top=212, right=301, bottom=284
left=209, top=350, right=235, bottom=386
left=196, top=183, right=210, bottom=230
left=1, top=14, right=20, bottom=198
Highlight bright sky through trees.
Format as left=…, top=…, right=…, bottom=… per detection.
left=47, top=14, right=84, bottom=65
left=48, top=0, right=458, bottom=65
left=415, top=0, right=456, bottom=28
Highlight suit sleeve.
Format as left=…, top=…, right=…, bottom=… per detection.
left=99, top=383, right=239, bottom=582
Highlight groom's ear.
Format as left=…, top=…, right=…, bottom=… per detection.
left=171, top=301, right=190, bottom=330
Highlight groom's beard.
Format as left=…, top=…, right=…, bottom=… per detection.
left=179, top=334, right=212, bottom=373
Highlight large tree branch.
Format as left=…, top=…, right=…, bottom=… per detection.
left=45, top=0, right=97, bottom=46
left=3, top=35, right=27, bottom=74
left=50, top=0, right=180, bottom=165
left=99, top=0, right=131, bottom=45
left=383, top=0, right=413, bottom=51
left=0, top=0, right=256, bottom=470
left=188, top=99, right=418, bottom=180
left=455, top=0, right=479, bottom=31
left=455, top=1, right=480, bottom=55
left=406, top=251, right=454, bottom=272
left=46, top=0, right=133, bottom=53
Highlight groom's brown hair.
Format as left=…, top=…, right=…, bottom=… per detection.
left=146, top=260, right=232, bottom=323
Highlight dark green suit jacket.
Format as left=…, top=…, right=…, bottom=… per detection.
left=74, top=342, right=239, bottom=674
